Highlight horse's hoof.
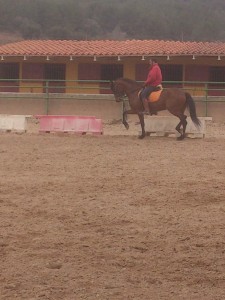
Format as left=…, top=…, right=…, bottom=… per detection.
left=138, top=134, right=145, bottom=139
left=123, top=123, right=129, bottom=130
left=176, top=136, right=184, bottom=141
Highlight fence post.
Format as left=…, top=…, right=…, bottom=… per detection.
left=45, top=81, right=49, bottom=115
left=205, top=83, right=208, bottom=117
left=122, top=99, right=125, bottom=122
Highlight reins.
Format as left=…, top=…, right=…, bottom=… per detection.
left=114, top=85, right=141, bottom=99
left=129, top=87, right=142, bottom=94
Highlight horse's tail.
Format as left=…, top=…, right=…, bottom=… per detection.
left=185, top=92, right=201, bottom=127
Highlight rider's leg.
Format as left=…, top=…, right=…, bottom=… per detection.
left=142, top=86, right=154, bottom=114
left=143, top=98, right=150, bottom=114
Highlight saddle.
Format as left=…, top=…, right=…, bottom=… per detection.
left=139, top=85, right=163, bottom=103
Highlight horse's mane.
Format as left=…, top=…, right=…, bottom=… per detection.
left=116, top=77, right=142, bottom=87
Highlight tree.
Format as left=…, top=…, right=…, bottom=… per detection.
left=0, top=0, right=225, bottom=42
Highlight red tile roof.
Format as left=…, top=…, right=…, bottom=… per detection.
left=0, top=39, right=224, bottom=57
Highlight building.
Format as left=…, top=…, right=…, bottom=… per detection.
left=0, top=39, right=225, bottom=96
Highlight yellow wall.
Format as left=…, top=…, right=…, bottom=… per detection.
left=20, top=81, right=44, bottom=93
left=3, top=56, right=225, bottom=95
left=65, top=60, right=100, bottom=94
left=18, top=60, right=43, bottom=92
left=183, top=84, right=207, bottom=96
left=123, top=60, right=136, bottom=79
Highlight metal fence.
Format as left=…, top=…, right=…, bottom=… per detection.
left=0, top=79, right=225, bottom=117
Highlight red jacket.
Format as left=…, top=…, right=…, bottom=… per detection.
left=145, top=63, right=162, bottom=86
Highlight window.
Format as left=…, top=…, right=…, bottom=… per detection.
left=0, top=63, right=19, bottom=79
left=100, top=64, right=123, bottom=81
left=161, top=65, right=183, bottom=82
left=44, top=64, right=66, bottom=93
left=100, top=64, right=123, bottom=94
left=0, top=63, right=19, bottom=92
left=160, top=64, right=183, bottom=88
left=44, top=64, right=65, bottom=80
left=209, top=67, right=225, bottom=96
left=78, top=63, right=123, bottom=81
left=136, top=63, right=183, bottom=84
left=209, top=67, right=225, bottom=82
left=78, top=63, right=123, bottom=93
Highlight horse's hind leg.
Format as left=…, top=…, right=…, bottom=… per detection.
left=175, top=120, right=182, bottom=136
left=176, top=115, right=187, bottom=140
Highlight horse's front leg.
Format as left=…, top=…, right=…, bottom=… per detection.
left=122, top=109, right=136, bottom=130
left=138, top=113, right=146, bottom=139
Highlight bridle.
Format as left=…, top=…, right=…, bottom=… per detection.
left=111, top=81, right=141, bottom=102
left=111, top=82, right=126, bottom=101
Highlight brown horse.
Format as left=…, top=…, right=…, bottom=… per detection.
left=110, top=78, right=201, bottom=140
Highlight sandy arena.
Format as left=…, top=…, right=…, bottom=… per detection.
left=0, top=118, right=225, bottom=300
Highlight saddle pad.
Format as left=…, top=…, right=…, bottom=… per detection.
left=148, top=90, right=162, bottom=103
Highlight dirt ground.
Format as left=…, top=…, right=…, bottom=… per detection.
left=0, top=118, right=225, bottom=300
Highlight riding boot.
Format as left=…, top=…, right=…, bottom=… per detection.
left=142, top=99, right=150, bottom=115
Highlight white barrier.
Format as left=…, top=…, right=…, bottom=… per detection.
left=0, top=115, right=28, bottom=132
left=142, top=116, right=212, bottom=138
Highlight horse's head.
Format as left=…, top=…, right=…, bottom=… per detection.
left=110, top=79, right=126, bottom=102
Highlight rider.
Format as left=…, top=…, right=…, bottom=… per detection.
left=142, top=58, right=162, bottom=115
